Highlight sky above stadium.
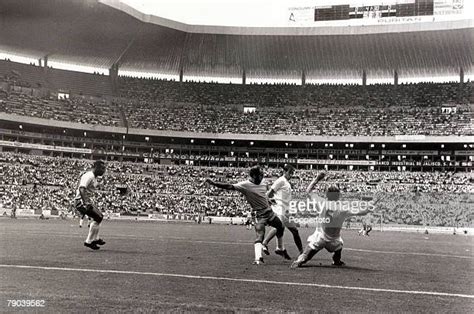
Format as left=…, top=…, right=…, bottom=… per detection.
left=119, top=0, right=473, bottom=27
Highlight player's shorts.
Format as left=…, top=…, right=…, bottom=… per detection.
left=255, top=208, right=277, bottom=226
left=74, top=199, right=103, bottom=223
left=307, top=232, right=343, bottom=253
left=271, top=204, right=297, bottom=228
left=277, top=214, right=297, bottom=229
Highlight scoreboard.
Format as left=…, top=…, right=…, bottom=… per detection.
left=288, top=0, right=466, bottom=26
left=314, top=0, right=434, bottom=22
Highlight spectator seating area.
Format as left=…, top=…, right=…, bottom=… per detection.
left=1, top=70, right=472, bottom=136
left=0, top=92, right=122, bottom=126
left=0, top=60, right=113, bottom=96
left=0, top=153, right=472, bottom=227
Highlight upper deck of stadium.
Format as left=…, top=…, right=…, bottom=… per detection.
left=0, top=0, right=472, bottom=83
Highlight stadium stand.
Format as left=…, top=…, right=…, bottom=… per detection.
left=0, top=152, right=472, bottom=226
left=1, top=66, right=472, bottom=135
left=0, top=92, right=122, bottom=126
left=0, top=60, right=113, bottom=96
left=116, top=79, right=473, bottom=136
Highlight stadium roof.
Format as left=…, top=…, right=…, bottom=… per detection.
left=0, top=0, right=472, bottom=83
left=102, top=0, right=474, bottom=35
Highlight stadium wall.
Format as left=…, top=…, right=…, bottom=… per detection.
left=1, top=114, right=472, bottom=171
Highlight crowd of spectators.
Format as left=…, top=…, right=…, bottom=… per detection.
left=0, top=92, right=122, bottom=126
left=117, top=100, right=472, bottom=136
left=1, top=152, right=472, bottom=227
left=1, top=74, right=472, bottom=136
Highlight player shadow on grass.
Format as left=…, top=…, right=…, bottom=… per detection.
left=297, top=264, right=379, bottom=272
left=89, top=249, right=162, bottom=256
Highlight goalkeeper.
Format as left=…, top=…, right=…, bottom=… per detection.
left=74, top=160, right=107, bottom=250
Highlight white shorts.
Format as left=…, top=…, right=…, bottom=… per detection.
left=307, top=232, right=343, bottom=253
left=278, top=214, right=297, bottom=229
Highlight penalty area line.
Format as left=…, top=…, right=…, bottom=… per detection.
left=0, top=264, right=473, bottom=299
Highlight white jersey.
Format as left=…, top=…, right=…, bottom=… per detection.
left=270, top=176, right=292, bottom=215
left=75, top=170, right=99, bottom=202
left=312, top=196, right=353, bottom=241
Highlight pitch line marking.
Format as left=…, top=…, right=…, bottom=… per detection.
left=1, top=264, right=473, bottom=299
left=344, top=248, right=473, bottom=259
left=3, top=231, right=473, bottom=259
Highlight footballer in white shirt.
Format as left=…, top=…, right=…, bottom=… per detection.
left=74, top=160, right=106, bottom=250
left=262, top=164, right=302, bottom=257
left=291, top=174, right=379, bottom=268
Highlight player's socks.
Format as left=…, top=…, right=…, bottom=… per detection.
left=85, top=222, right=96, bottom=244
left=332, top=249, right=344, bottom=266
left=276, top=237, right=284, bottom=251
left=290, top=229, right=303, bottom=254
left=79, top=218, right=83, bottom=228
left=90, top=222, right=101, bottom=241
left=254, top=243, right=263, bottom=261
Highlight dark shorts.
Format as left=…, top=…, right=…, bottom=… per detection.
left=255, top=208, right=276, bottom=225
left=74, top=199, right=103, bottom=223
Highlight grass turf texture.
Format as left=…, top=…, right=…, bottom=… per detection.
left=0, top=219, right=472, bottom=312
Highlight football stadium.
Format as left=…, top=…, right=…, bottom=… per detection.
left=0, top=0, right=473, bottom=312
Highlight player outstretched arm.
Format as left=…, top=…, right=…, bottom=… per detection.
left=204, top=178, right=235, bottom=191
left=306, top=171, right=326, bottom=195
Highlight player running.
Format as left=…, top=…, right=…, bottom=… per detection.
left=291, top=174, right=379, bottom=268
left=261, top=164, right=303, bottom=258
left=204, top=166, right=288, bottom=265
left=74, top=160, right=106, bottom=250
